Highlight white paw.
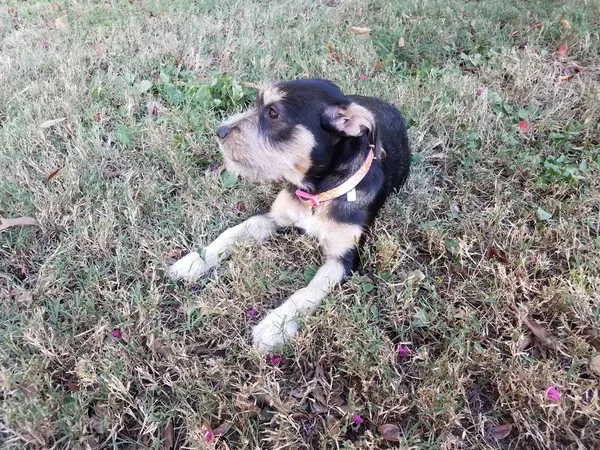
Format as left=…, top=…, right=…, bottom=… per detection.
left=169, top=252, right=211, bottom=281
left=252, top=306, right=298, bottom=354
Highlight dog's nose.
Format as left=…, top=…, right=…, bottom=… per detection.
left=216, top=124, right=231, bottom=140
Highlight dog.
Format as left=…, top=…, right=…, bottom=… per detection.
left=170, top=79, right=410, bottom=353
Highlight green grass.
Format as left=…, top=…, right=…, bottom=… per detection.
left=1, top=0, right=600, bottom=448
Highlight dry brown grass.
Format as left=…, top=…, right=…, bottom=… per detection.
left=1, top=0, right=599, bottom=449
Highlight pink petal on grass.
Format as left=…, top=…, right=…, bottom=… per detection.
left=112, top=329, right=122, bottom=339
left=517, top=121, right=534, bottom=133
left=545, top=385, right=561, bottom=402
left=269, top=354, right=281, bottom=365
left=146, top=100, right=163, bottom=117
left=542, top=148, right=551, bottom=155
left=352, top=413, right=364, bottom=425
left=248, top=308, right=258, bottom=319
left=359, top=73, right=367, bottom=81
left=476, top=87, right=485, bottom=96
left=397, top=344, right=411, bottom=357
left=41, top=40, right=49, bottom=49
left=204, top=430, right=214, bottom=442
left=558, top=44, right=568, bottom=58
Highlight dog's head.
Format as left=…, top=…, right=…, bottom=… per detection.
left=216, top=79, right=381, bottom=187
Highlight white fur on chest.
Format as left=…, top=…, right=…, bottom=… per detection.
left=294, top=209, right=329, bottom=242
left=270, top=190, right=361, bottom=256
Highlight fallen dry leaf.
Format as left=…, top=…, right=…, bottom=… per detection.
left=583, top=328, right=600, bottom=351
left=262, top=394, right=274, bottom=406
left=0, top=217, right=41, bottom=231
left=146, top=101, right=163, bottom=117
left=487, top=246, right=508, bottom=264
left=311, top=385, right=327, bottom=406
left=530, top=22, right=543, bottom=30
left=489, top=423, right=513, bottom=440
left=19, top=385, right=37, bottom=398
left=402, top=13, right=428, bottom=24
left=55, top=17, right=68, bottom=31
left=91, top=44, right=105, bottom=58
left=405, top=269, right=425, bottom=286
left=40, top=117, right=66, bottom=128
left=102, top=168, right=123, bottom=179
left=82, top=436, right=99, bottom=450
left=161, top=420, right=174, bottom=450
left=197, top=304, right=220, bottom=316
left=66, top=382, right=80, bottom=392
left=139, top=432, right=150, bottom=447
left=349, top=26, right=371, bottom=35
left=590, top=354, right=600, bottom=375
left=398, top=37, right=405, bottom=47
left=242, top=81, right=261, bottom=90
left=314, top=360, right=326, bottom=385
left=454, top=309, right=469, bottom=320
left=559, top=64, right=584, bottom=82
left=91, top=415, right=105, bottom=434
left=523, top=316, right=554, bottom=348
left=378, top=423, right=401, bottom=442
left=327, top=42, right=341, bottom=63
left=150, top=338, right=169, bottom=357
left=326, top=415, right=341, bottom=437
left=517, top=333, right=533, bottom=351
left=219, top=50, right=232, bottom=72
left=212, top=422, right=231, bottom=437
left=558, top=18, right=571, bottom=29
left=517, top=121, right=534, bottom=133
left=118, top=329, right=130, bottom=343
left=47, top=167, right=62, bottom=181
left=558, top=44, right=568, bottom=58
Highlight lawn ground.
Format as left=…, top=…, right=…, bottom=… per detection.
left=1, top=0, right=600, bottom=449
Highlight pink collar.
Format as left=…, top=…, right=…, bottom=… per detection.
left=295, top=148, right=374, bottom=208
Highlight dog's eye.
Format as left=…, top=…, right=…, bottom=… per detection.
left=268, top=107, right=279, bottom=119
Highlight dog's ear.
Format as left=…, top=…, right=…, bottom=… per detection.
left=322, top=103, right=384, bottom=158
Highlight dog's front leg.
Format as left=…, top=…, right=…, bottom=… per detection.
left=252, top=223, right=361, bottom=354
left=170, top=214, right=278, bottom=282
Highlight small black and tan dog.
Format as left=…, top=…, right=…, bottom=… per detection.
left=170, top=79, right=410, bottom=353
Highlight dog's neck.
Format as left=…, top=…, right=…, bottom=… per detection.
left=292, top=135, right=371, bottom=194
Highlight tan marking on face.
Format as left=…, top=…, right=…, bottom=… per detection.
left=262, top=86, right=285, bottom=106
left=220, top=108, right=255, bottom=128
left=219, top=118, right=315, bottom=186
left=217, top=84, right=312, bottom=185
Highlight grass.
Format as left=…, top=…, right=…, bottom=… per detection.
left=1, top=0, right=599, bottom=448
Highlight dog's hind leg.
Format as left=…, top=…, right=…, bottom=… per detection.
left=169, top=213, right=279, bottom=282
left=252, top=222, right=362, bottom=354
